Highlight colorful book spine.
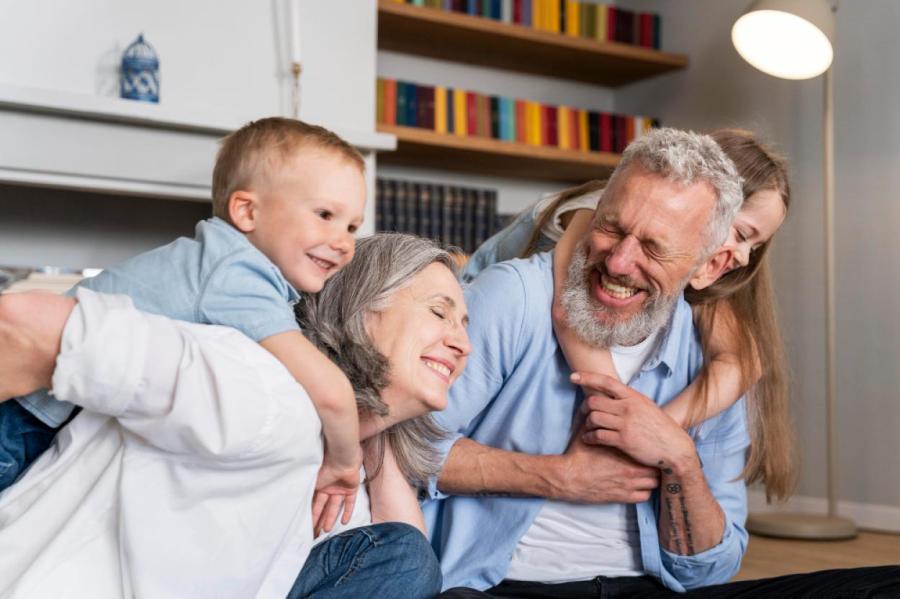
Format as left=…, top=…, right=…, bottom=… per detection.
left=376, top=78, right=658, bottom=154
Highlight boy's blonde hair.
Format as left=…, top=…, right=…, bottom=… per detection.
left=211, top=117, right=365, bottom=222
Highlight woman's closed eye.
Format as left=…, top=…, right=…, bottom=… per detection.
left=430, top=307, right=446, bottom=320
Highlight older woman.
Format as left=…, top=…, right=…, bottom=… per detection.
left=0, top=233, right=469, bottom=599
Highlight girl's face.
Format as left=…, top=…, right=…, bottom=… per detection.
left=722, top=189, right=787, bottom=272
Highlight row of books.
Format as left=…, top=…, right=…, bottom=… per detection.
left=377, top=78, right=659, bottom=154
left=391, top=0, right=661, bottom=49
left=376, top=178, right=499, bottom=254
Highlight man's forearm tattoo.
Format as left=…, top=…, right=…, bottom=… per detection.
left=664, top=496, right=684, bottom=554
left=679, top=496, right=696, bottom=554
left=660, top=463, right=696, bottom=555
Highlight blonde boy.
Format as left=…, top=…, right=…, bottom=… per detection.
left=3, top=118, right=365, bottom=504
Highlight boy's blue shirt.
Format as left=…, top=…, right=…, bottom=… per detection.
left=17, top=217, right=302, bottom=427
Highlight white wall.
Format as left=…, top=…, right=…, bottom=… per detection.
left=0, top=0, right=380, bottom=268
left=617, top=0, right=900, bottom=517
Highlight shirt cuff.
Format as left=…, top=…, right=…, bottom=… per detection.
left=659, top=517, right=744, bottom=588
left=425, top=431, right=463, bottom=500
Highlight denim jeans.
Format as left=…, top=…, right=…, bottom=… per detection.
left=437, top=566, right=900, bottom=599
left=0, top=399, right=58, bottom=491
left=287, top=522, right=442, bottom=599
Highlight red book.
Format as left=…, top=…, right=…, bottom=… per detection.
left=418, top=86, right=435, bottom=130
left=515, top=100, right=527, bottom=143
left=513, top=0, right=522, bottom=24
left=616, top=115, right=628, bottom=152
left=478, top=94, right=491, bottom=137
left=606, top=6, right=617, bottom=41
left=600, top=113, right=613, bottom=152
left=384, top=79, right=397, bottom=125
left=639, top=13, right=653, bottom=48
left=467, top=92, right=479, bottom=136
left=545, top=105, right=558, bottom=147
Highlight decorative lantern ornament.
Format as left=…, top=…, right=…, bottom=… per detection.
left=120, top=34, right=160, bottom=103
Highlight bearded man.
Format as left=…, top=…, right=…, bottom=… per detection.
left=421, top=128, right=747, bottom=596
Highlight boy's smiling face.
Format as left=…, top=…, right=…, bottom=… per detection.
left=240, top=146, right=366, bottom=293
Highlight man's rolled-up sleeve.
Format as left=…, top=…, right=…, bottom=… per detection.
left=660, top=401, right=751, bottom=588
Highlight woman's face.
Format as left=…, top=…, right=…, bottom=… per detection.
left=366, top=263, right=471, bottom=420
left=722, top=189, right=787, bottom=272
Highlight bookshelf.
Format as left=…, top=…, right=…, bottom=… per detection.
left=377, top=123, right=619, bottom=181
left=377, top=1, right=688, bottom=87
left=376, top=2, right=689, bottom=185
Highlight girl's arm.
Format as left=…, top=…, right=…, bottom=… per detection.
left=664, top=301, right=762, bottom=428
left=552, top=208, right=619, bottom=381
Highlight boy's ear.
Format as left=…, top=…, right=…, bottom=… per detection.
left=689, top=248, right=733, bottom=291
left=228, top=191, right=260, bottom=234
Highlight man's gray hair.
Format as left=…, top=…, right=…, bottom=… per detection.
left=611, top=127, right=743, bottom=257
left=296, top=233, right=457, bottom=486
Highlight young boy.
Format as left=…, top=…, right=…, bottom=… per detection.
left=0, top=117, right=366, bottom=505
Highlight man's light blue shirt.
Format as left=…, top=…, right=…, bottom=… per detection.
left=18, top=217, right=301, bottom=427
left=423, top=252, right=750, bottom=592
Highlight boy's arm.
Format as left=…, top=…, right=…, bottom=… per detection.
left=260, top=331, right=362, bottom=479
left=663, top=302, right=761, bottom=428
left=552, top=208, right=619, bottom=380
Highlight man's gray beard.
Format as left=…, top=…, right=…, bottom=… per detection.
left=560, top=243, right=682, bottom=347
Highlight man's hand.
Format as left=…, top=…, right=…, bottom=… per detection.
left=0, top=292, right=75, bottom=400
left=554, top=422, right=659, bottom=504
left=574, top=371, right=697, bottom=470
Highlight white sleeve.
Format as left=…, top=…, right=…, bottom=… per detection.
left=51, top=288, right=318, bottom=461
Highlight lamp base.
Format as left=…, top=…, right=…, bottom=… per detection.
left=747, top=512, right=858, bottom=540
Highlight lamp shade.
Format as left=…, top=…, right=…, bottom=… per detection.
left=732, top=0, right=834, bottom=80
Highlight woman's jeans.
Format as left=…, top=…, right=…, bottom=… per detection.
left=288, top=522, right=442, bottom=599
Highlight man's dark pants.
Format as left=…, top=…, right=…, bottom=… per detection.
left=438, top=566, right=900, bottom=599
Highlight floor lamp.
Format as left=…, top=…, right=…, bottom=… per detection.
left=731, top=0, right=857, bottom=540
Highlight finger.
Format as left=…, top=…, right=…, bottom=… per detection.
left=321, top=495, right=345, bottom=533
left=581, top=427, right=621, bottom=447
left=583, top=396, right=626, bottom=416
left=584, top=410, right=624, bottom=431
left=570, top=371, right=630, bottom=398
left=311, top=491, right=329, bottom=525
left=579, top=392, right=616, bottom=414
left=341, top=491, right=357, bottom=525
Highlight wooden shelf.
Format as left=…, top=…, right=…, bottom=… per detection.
left=376, top=124, right=619, bottom=182
left=377, top=1, right=688, bottom=87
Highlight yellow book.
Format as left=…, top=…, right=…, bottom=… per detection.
left=453, top=89, right=467, bottom=137
left=578, top=109, right=589, bottom=152
left=565, top=0, right=580, bottom=37
left=525, top=101, right=537, bottom=145
left=435, top=86, right=447, bottom=134
left=595, top=4, right=607, bottom=42
left=548, top=0, right=560, bottom=33
left=533, top=0, right=544, bottom=31
left=558, top=106, right=570, bottom=149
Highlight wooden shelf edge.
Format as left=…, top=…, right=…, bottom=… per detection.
left=377, top=1, right=687, bottom=87
left=377, top=124, right=619, bottom=182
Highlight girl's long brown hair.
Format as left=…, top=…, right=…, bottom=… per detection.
left=520, top=129, right=796, bottom=501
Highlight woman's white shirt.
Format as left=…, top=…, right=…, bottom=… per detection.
left=0, top=289, right=343, bottom=598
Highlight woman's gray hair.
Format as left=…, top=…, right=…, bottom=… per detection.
left=296, top=233, right=458, bottom=486
left=611, top=127, right=744, bottom=258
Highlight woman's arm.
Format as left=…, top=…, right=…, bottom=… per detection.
left=365, top=440, right=427, bottom=535
left=664, top=302, right=761, bottom=428
left=552, top=208, right=618, bottom=380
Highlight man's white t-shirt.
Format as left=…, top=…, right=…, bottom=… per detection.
left=505, top=328, right=661, bottom=583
